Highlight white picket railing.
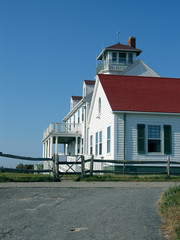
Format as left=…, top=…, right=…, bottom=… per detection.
left=43, top=122, right=82, bottom=139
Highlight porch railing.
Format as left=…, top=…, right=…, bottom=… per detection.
left=43, top=122, right=82, bottom=139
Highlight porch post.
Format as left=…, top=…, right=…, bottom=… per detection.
left=75, top=137, right=78, bottom=155
left=46, top=141, right=48, bottom=158
left=43, top=143, right=45, bottom=158
left=55, top=136, right=58, bottom=154
left=50, top=136, right=53, bottom=158
left=48, top=138, right=50, bottom=158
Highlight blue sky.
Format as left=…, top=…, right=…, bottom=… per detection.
left=1, top=0, right=180, bottom=167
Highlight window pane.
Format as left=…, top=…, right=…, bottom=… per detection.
left=148, top=140, right=161, bottom=152
left=107, top=126, right=111, bottom=139
left=99, top=131, right=102, bottom=155
left=112, top=52, right=117, bottom=62
left=128, top=53, right=133, bottom=64
left=119, top=53, right=126, bottom=64
left=90, top=135, right=93, bottom=155
left=148, top=125, right=160, bottom=138
left=95, top=132, right=98, bottom=155
left=107, top=126, right=111, bottom=153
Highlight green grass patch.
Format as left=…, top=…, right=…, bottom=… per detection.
left=80, top=174, right=180, bottom=182
left=159, top=186, right=180, bottom=240
left=0, top=172, right=54, bottom=182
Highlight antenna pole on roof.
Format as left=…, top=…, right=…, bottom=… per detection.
left=117, top=31, right=120, bottom=43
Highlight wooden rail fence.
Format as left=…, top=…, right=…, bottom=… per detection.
left=0, top=152, right=58, bottom=177
left=1, top=152, right=180, bottom=181
left=58, top=155, right=180, bottom=179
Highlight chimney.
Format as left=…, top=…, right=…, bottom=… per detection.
left=128, top=36, right=136, bottom=48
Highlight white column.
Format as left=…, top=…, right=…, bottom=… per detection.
left=43, top=143, right=45, bottom=158
left=50, top=137, right=53, bottom=158
left=47, top=139, right=50, bottom=158
left=46, top=141, right=48, bottom=158
left=75, top=137, right=78, bottom=155
left=55, top=136, right=58, bottom=154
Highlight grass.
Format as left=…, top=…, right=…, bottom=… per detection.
left=0, top=172, right=55, bottom=182
left=1, top=172, right=180, bottom=183
left=159, top=186, right=180, bottom=240
left=80, top=174, right=180, bottom=182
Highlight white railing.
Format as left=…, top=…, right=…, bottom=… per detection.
left=43, top=122, right=82, bottom=139
left=96, top=59, right=134, bottom=74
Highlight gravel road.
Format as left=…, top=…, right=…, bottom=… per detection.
left=0, top=181, right=179, bottom=240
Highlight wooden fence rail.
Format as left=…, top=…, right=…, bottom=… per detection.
left=0, top=152, right=55, bottom=177
left=58, top=155, right=180, bottom=179
left=1, top=152, right=180, bottom=181
left=0, top=152, right=52, bottom=162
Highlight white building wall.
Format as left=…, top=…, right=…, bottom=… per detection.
left=88, top=81, right=115, bottom=161
left=116, top=113, right=180, bottom=162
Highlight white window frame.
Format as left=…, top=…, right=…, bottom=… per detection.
left=107, top=126, right=111, bottom=154
left=90, top=135, right=93, bottom=155
left=95, top=132, right=98, bottom=155
left=147, top=125, right=162, bottom=154
left=99, top=131, right=102, bottom=155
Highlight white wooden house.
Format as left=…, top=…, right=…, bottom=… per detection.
left=42, top=36, right=180, bottom=172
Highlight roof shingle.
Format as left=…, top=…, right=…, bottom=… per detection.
left=98, top=74, right=180, bottom=114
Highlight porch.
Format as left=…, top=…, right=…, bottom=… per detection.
left=42, top=122, right=82, bottom=159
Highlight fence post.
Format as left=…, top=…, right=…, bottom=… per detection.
left=52, top=154, right=55, bottom=177
left=55, top=154, right=60, bottom=181
left=167, top=156, right=170, bottom=177
left=90, top=154, right=94, bottom=177
left=81, top=155, right=85, bottom=179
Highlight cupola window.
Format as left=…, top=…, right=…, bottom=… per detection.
left=128, top=53, right=133, bottom=64
left=119, top=53, right=126, bottom=64
left=112, top=52, right=117, bottom=63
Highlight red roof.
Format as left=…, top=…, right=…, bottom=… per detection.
left=97, top=42, right=142, bottom=60
left=107, top=42, right=142, bottom=53
left=98, top=74, right=180, bottom=113
left=84, top=80, right=95, bottom=85
left=71, top=96, right=82, bottom=101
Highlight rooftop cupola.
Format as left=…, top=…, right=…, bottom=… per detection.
left=96, top=36, right=142, bottom=75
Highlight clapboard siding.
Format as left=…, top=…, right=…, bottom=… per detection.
left=88, top=80, right=115, bottom=159
left=116, top=113, right=180, bottom=162
left=116, top=113, right=125, bottom=160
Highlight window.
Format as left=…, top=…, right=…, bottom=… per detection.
left=119, top=53, right=126, bottom=64
left=77, top=137, right=80, bottom=154
left=128, top=53, right=133, bottom=64
left=107, top=126, right=111, bottom=153
left=95, top=132, right=98, bottom=155
left=90, top=135, right=93, bottom=155
left=148, top=125, right=161, bottom=153
left=112, top=52, right=117, bottom=63
left=81, top=138, right=84, bottom=154
left=137, top=124, right=172, bottom=154
left=78, top=110, right=80, bottom=124
left=99, top=131, right=102, bottom=155
left=98, top=97, right=101, bottom=114
left=73, top=115, right=75, bottom=128
left=82, top=106, right=84, bottom=121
